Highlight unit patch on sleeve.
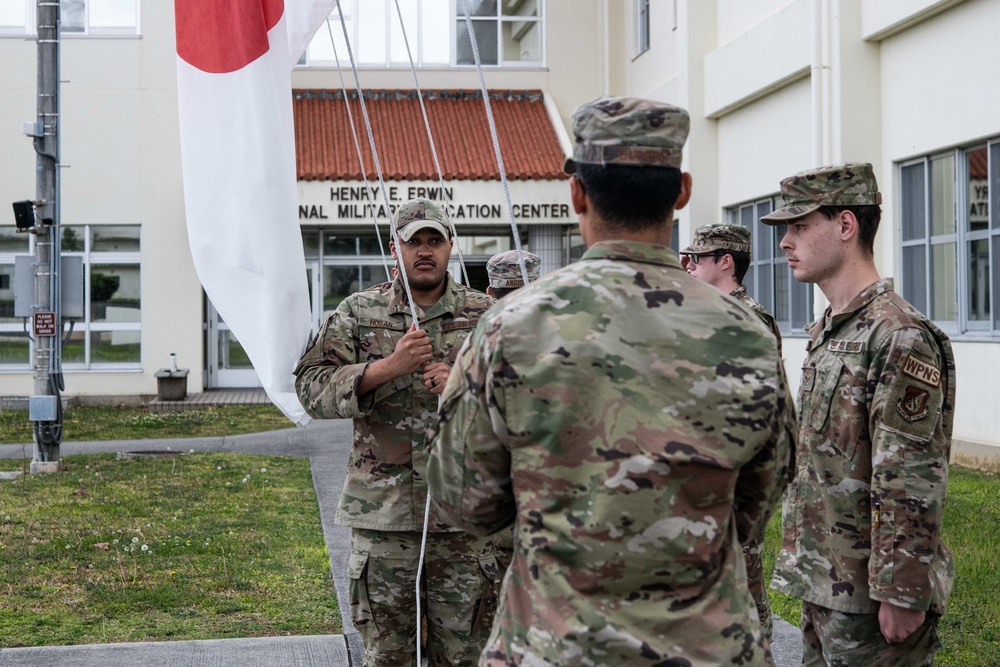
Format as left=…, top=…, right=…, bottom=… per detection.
left=896, top=386, right=930, bottom=422
left=900, top=353, right=941, bottom=387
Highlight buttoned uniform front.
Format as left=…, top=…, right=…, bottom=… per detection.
left=294, top=273, right=498, bottom=667
left=772, top=278, right=955, bottom=619
left=428, top=240, right=797, bottom=667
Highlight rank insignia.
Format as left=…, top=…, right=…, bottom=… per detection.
left=897, top=386, right=930, bottom=422
left=801, top=366, right=816, bottom=392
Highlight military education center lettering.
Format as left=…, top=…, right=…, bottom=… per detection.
left=297, top=183, right=572, bottom=224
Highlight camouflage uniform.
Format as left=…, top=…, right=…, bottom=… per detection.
left=681, top=223, right=783, bottom=642
left=294, top=200, right=499, bottom=667
left=428, top=97, right=797, bottom=667
left=763, top=164, right=956, bottom=666
left=680, top=223, right=783, bottom=353
left=484, top=249, right=542, bottom=563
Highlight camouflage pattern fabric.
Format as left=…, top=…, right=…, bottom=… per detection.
left=680, top=223, right=752, bottom=255
left=772, top=279, right=956, bottom=620
left=427, top=239, right=797, bottom=667
left=563, top=96, right=689, bottom=173
left=349, top=528, right=502, bottom=667
left=799, top=601, right=941, bottom=667
left=760, top=162, right=882, bottom=223
left=729, top=284, right=781, bottom=644
left=294, top=274, right=494, bottom=531
left=487, top=250, right=541, bottom=289
left=731, top=285, right=783, bottom=356
left=743, top=536, right=773, bottom=645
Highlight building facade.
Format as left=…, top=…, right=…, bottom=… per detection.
left=0, top=0, right=997, bottom=464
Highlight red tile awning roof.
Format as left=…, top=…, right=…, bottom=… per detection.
left=293, top=89, right=569, bottom=182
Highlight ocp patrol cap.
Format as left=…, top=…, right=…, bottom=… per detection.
left=679, top=224, right=751, bottom=255
left=487, top=250, right=540, bottom=289
left=761, top=162, right=882, bottom=225
left=563, top=96, right=689, bottom=173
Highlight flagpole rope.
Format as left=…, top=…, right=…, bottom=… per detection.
left=325, top=20, right=392, bottom=282
left=391, top=0, right=471, bottom=289
left=335, top=1, right=421, bottom=328
left=459, top=0, right=531, bottom=286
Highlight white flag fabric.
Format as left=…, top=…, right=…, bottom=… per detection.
left=175, top=1, right=338, bottom=424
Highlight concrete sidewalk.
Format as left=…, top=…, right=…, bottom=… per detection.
left=0, top=420, right=802, bottom=666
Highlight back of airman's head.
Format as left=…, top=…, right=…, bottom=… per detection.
left=487, top=250, right=541, bottom=291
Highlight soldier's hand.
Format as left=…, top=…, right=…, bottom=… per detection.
left=390, top=323, right=433, bottom=375
left=878, top=601, right=925, bottom=643
left=423, top=362, right=450, bottom=395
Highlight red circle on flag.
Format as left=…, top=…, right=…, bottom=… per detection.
left=175, top=0, right=284, bottom=74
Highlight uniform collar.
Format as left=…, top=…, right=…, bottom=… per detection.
left=581, top=240, right=683, bottom=269
left=807, top=277, right=894, bottom=347
left=730, top=284, right=748, bottom=299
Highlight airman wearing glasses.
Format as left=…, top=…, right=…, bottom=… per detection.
left=680, top=223, right=782, bottom=353
left=679, top=222, right=782, bottom=646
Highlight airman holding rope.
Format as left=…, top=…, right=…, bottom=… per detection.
left=294, top=198, right=500, bottom=667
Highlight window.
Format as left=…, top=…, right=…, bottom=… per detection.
left=636, top=0, right=650, bottom=55
left=0, top=225, right=141, bottom=369
left=456, top=0, right=543, bottom=67
left=0, top=0, right=139, bottom=37
left=300, top=0, right=543, bottom=68
left=0, top=226, right=31, bottom=367
left=727, top=198, right=814, bottom=334
left=900, top=140, right=1000, bottom=335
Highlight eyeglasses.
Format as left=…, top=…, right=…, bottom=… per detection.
left=686, top=252, right=726, bottom=265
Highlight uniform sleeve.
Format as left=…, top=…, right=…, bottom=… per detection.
left=293, top=298, right=377, bottom=420
left=733, top=353, right=797, bottom=544
left=427, top=317, right=515, bottom=536
left=868, top=327, right=950, bottom=611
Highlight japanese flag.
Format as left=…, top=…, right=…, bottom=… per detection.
left=174, top=1, right=338, bottom=424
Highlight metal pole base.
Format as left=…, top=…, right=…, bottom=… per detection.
left=30, top=460, right=63, bottom=474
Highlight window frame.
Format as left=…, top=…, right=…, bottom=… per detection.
left=299, top=0, right=545, bottom=69
left=636, top=0, right=650, bottom=55
left=899, top=139, right=1000, bottom=337
left=453, top=0, right=545, bottom=69
left=0, top=0, right=140, bottom=38
left=726, top=196, right=814, bottom=336
left=0, top=224, right=142, bottom=371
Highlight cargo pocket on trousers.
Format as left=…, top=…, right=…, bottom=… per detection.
left=470, top=554, right=502, bottom=636
left=348, top=551, right=379, bottom=637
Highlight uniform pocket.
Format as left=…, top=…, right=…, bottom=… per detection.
left=870, top=509, right=895, bottom=586
left=470, top=553, right=503, bottom=635
left=348, top=550, right=380, bottom=636
left=807, top=358, right=866, bottom=459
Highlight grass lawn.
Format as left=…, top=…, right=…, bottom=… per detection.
left=762, top=465, right=1000, bottom=665
left=0, top=452, right=340, bottom=648
left=0, top=405, right=292, bottom=444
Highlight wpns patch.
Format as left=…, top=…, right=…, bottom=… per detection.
left=900, top=353, right=941, bottom=387
left=897, top=386, right=930, bottom=422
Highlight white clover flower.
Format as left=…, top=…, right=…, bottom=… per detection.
left=141, top=544, right=149, bottom=552
left=217, top=466, right=222, bottom=470
left=132, top=537, right=139, bottom=544
left=260, top=468, right=267, bottom=473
